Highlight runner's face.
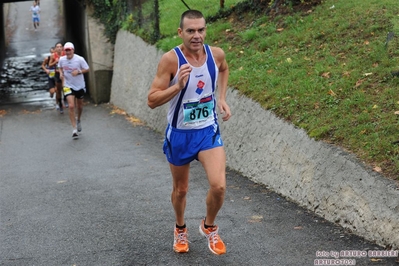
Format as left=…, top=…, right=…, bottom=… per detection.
left=55, top=44, right=63, bottom=53
left=179, top=18, right=206, bottom=51
left=64, top=49, right=74, bottom=59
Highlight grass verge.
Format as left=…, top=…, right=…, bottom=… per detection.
left=155, top=0, right=399, bottom=180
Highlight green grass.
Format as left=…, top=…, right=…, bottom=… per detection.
left=154, top=0, right=399, bottom=179
left=159, top=0, right=244, bottom=37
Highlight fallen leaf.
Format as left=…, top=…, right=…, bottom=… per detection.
left=19, top=110, right=41, bottom=114
left=243, top=196, right=251, bottom=200
left=373, top=166, right=382, bottom=173
left=248, top=215, right=263, bottom=223
left=355, top=79, right=364, bottom=87
left=328, top=89, right=336, bottom=96
left=286, top=58, right=292, bottom=63
left=394, top=111, right=399, bottom=115
left=110, top=106, right=127, bottom=115
left=0, top=110, right=7, bottom=117
left=342, top=71, right=351, bottom=77
left=321, top=72, right=330, bottom=78
left=372, top=105, right=378, bottom=109
left=126, top=116, right=144, bottom=126
left=276, top=28, right=284, bottom=32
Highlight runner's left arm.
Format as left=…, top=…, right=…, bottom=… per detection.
left=213, top=47, right=231, bottom=121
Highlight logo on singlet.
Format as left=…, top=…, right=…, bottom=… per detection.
left=196, top=80, right=205, bottom=95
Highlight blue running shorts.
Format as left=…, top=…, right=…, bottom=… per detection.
left=163, top=124, right=223, bottom=166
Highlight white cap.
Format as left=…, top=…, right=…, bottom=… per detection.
left=64, top=42, right=74, bottom=50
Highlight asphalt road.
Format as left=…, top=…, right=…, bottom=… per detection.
left=0, top=0, right=398, bottom=265
left=0, top=102, right=398, bottom=266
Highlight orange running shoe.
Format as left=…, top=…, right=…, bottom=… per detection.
left=173, top=227, right=189, bottom=253
left=199, top=219, right=226, bottom=255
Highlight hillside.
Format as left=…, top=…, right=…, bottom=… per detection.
left=158, top=0, right=399, bottom=181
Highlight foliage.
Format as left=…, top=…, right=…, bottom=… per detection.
left=87, top=0, right=245, bottom=43
left=87, top=0, right=128, bottom=43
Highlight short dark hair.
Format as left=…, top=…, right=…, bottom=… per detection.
left=180, top=10, right=205, bottom=29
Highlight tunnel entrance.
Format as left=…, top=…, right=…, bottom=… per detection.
left=0, top=0, right=91, bottom=108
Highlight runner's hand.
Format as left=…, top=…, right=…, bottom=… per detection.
left=178, top=64, right=192, bottom=90
left=218, top=100, right=231, bottom=121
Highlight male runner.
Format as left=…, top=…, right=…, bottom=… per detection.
left=148, top=10, right=231, bottom=255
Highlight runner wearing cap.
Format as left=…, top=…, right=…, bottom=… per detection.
left=58, top=42, right=90, bottom=139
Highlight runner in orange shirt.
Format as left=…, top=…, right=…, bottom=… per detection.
left=49, top=42, right=67, bottom=113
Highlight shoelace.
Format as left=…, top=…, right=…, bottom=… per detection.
left=175, top=231, right=188, bottom=244
left=206, top=227, right=220, bottom=244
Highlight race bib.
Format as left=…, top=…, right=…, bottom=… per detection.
left=63, top=87, right=72, bottom=94
left=183, top=94, right=214, bottom=126
left=49, top=70, right=55, bottom=78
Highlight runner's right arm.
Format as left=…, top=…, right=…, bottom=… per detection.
left=48, top=54, right=58, bottom=68
left=41, top=57, right=49, bottom=74
left=148, top=51, right=190, bottom=109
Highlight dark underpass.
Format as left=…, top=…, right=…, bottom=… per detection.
left=0, top=0, right=90, bottom=107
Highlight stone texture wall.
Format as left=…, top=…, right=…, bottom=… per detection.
left=85, top=7, right=114, bottom=104
left=110, top=30, right=399, bottom=249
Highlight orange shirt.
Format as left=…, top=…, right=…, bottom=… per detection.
left=52, top=51, right=65, bottom=71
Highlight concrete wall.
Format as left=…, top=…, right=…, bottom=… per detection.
left=0, top=3, right=8, bottom=67
left=85, top=5, right=113, bottom=104
left=110, top=30, right=399, bottom=249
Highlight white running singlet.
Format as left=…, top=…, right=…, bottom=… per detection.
left=167, top=45, right=219, bottom=130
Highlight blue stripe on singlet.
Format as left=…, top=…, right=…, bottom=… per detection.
left=204, top=44, right=216, bottom=92
left=204, top=44, right=217, bottom=124
left=172, top=47, right=189, bottom=128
